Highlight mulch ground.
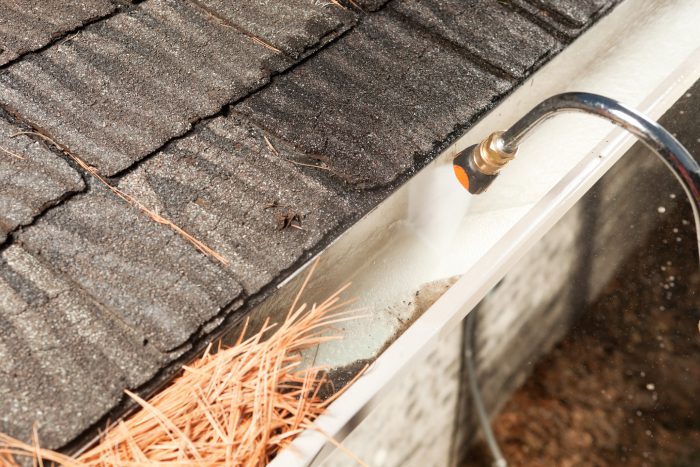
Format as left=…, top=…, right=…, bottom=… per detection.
left=465, top=203, right=700, bottom=467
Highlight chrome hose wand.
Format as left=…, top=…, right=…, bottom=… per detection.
left=453, top=92, right=700, bottom=256
left=456, top=92, right=700, bottom=467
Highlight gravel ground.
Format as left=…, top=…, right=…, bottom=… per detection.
left=465, top=203, right=700, bottom=466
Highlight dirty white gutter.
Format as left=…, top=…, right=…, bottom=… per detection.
left=268, top=0, right=700, bottom=464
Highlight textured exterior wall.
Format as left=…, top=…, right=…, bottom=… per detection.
left=321, top=324, right=463, bottom=467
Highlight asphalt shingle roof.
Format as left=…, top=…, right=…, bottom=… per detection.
left=0, top=0, right=116, bottom=66
left=0, top=0, right=620, bottom=451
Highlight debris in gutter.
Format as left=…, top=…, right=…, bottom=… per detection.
left=276, top=210, right=303, bottom=231
left=263, top=135, right=331, bottom=171
left=10, top=131, right=230, bottom=266
left=0, top=261, right=367, bottom=466
left=248, top=35, right=283, bottom=54
left=264, top=200, right=304, bottom=230
left=263, top=135, right=279, bottom=156
left=59, top=31, right=81, bottom=45
left=285, top=158, right=332, bottom=171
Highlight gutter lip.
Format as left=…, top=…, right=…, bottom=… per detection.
left=269, top=1, right=700, bottom=464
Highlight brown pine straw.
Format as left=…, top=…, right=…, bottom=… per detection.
left=10, top=131, right=229, bottom=266
left=0, top=262, right=368, bottom=466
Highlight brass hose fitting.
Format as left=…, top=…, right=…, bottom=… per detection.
left=472, top=131, right=517, bottom=175
left=453, top=131, right=518, bottom=194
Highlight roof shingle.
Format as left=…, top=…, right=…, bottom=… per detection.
left=0, top=0, right=115, bottom=66
left=188, top=0, right=357, bottom=59
left=0, top=114, right=84, bottom=243
left=0, top=0, right=284, bottom=176
left=16, top=179, right=243, bottom=352
left=530, top=0, right=613, bottom=27
left=236, top=9, right=513, bottom=188
left=119, top=114, right=355, bottom=295
left=0, top=244, right=166, bottom=447
left=391, top=0, right=558, bottom=78
left=505, top=0, right=614, bottom=40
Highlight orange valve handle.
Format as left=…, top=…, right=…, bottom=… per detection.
left=453, top=145, right=499, bottom=194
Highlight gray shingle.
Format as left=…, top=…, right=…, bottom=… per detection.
left=391, top=0, right=557, bottom=78
left=236, top=10, right=512, bottom=188
left=119, top=115, right=354, bottom=295
left=355, top=0, right=390, bottom=12
left=16, top=180, right=243, bottom=352
left=0, top=0, right=115, bottom=66
left=189, top=0, right=357, bottom=59
left=0, top=115, right=84, bottom=244
left=503, top=0, right=618, bottom=40
left=529, top=0, right=613, bottom=27
left=0, top=0, right=286, bottom=176
left=0, top=245, right=166, bottom=448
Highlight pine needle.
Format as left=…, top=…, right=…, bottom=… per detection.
left=0, top=144, right=25, bottom=160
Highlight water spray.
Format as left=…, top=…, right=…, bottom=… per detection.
left=456, top=92, right=700, bottom=467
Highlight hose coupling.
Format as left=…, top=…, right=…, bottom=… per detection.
left=473, top=131, right=517, bottom=175
left=453, top=131, right=518, bottom=194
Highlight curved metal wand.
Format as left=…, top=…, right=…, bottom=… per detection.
left=457, top=92, right=700, bottom=467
